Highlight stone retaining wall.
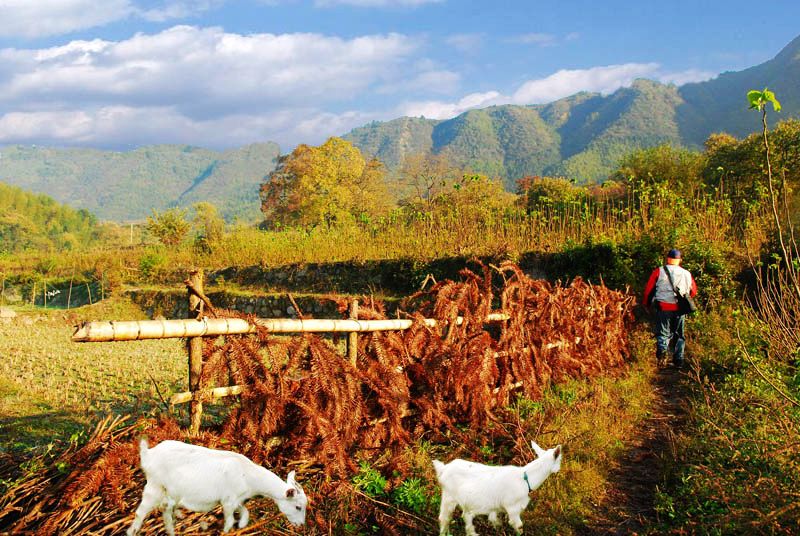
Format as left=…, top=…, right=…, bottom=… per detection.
left=207, top=254, right=546, bottom=296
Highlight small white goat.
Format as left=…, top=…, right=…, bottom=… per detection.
left=433, top=440, right=562, bottom=536
left=126, top=438, right=307, bottom=536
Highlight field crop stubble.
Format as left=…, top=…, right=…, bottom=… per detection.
left=0, top=298, right=185, bottom=453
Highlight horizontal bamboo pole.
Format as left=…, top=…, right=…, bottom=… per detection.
left=170, top=376, right=526, bottom=405
left=170, top=385, right=244, bottom=405
left=72, top=313, right=510, bottom=343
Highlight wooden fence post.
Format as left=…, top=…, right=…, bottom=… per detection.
left=188, top=269, right=205, bottom=435
left=348, top=299, right=358, bottom=366
left=67, top=275, right=73, bottom=311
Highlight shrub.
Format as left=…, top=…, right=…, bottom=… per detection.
left=145, top=208, right=190, bottom=247
left=139, top=249, right=168, bottom=281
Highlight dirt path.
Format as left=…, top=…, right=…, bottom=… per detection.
left=578, top=365, right=687, bottom=535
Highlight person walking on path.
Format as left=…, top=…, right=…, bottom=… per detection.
left=643, top=249, right=698, bottom=368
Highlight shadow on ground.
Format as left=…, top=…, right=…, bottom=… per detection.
left=0, top=411, right=86, bottom=455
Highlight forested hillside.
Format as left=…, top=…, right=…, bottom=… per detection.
left=345, top=34, right=800, bottom=185
left=0, top=143, right=279, bottom=222
left=0, top=182, right=99, bottom=253
left=678, top=34, right=800, bottom=144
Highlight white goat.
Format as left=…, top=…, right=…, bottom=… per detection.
left=433, top=440, right=562, bottom=536
left=126, top=438, right=307, bottom=536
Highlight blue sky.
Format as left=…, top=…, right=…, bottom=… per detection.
left=0, top=0, right=798, bottom=152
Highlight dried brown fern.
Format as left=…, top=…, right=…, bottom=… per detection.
left=1, top=260, right=635, bottom=535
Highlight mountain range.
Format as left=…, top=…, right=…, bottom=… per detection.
left=0, top=143, right=279, bottom=222
left=345, top=34, right=800, bottom=188
left=0, top=34, right=798, bottom=222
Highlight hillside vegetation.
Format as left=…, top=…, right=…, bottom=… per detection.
left=0, top=142, right=279, bottom=222
left=1, top=35, right=799, bottom=222
left=0, top=182, right=99, bottom=254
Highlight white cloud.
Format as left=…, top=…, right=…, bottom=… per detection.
left=511, top=33, right=557, bottom=46
left=0, top=105, right=382, bottom=152
left=398, top=62, right=680, bottom=120
left=0, top=110, right=95, bottom=141
left=507, top=32, right=580, bottom=47
left=0, top=26, right=418, bottom=109
left=138, top=0, right=224, bottom=22
left=0, top=0, right=134, bottom=38
left=512, top=63, right=661, bottom=104
left=0, top=26, right=428, bottom=149
left=0, top=1, right=222, bottom=38
left=0, top=17, right=721, bottom=153
left=400, top=91, right=502, bottom=119
left=658, top=68, right=715, bottom=86
left=445, top=33, right=484, bottom=54
left=292, top=109, right=380, bottom=142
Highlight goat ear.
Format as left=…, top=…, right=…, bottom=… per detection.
left=286, top=488, right=295, bottom=498
left=531, top=440, right=544, bottom=457
left=554, top=445, right=562, bottom=459
left=287, top=470, right=297, bottom=485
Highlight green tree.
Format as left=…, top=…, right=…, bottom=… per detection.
left=260, top=137, right=390, bottom=228
left=0, top=182, right=97, bottom=253
left=702, top=119, right=800, bottom=228
left=614, top=144, right=705, bottom=197
left=522, top=176, right=586, bottom=211
left=192, top=202, right=225, bottom=252
left=145, top=207, right=190, bottom=246
left=433, top=173, right=516, bottom=220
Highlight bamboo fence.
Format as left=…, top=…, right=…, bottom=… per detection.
left=72, top=271, right=509, bottom=434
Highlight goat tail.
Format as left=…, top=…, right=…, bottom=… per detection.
left=138, top=436, right=150, bottom=464
left=432, top=460, right=445, bottom=481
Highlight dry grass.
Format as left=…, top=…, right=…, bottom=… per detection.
left=0, top=199, right=700, bottom=279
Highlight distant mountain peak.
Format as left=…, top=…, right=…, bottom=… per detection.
left=775, top=33, right=800, bottom=63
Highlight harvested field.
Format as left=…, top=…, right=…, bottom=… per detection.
left=0, top=261, right=635, bottom=534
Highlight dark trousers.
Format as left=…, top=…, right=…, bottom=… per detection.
left=654, top=309, right=686, bottom=363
